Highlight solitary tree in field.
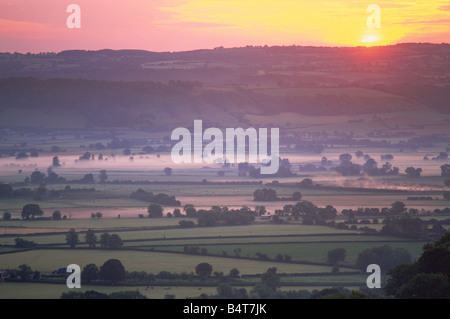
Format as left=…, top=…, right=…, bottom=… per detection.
left=195, top=262, right=213, bottom=279
left=66, top=228, right=79, bottom=248
left=327, top=248, right=347, bottom=265
left=17, top=264, right=33, bottom=281
left=148, top=204, right=163, bottom=218
left=52, top=156, right=61, bottom=167
left=21, top=204, right=44, bottom=220
left=52, top=210, right=62, bottom=220
left=3, top=212, right=12, bottom=221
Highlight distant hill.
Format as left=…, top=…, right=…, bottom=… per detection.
left=0, top=44, right=449, bottom=129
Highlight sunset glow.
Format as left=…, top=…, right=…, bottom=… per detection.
left=0, top=0, right=449, bottom=52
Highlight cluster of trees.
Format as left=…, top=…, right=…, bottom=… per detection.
left=273, top=201, right=337, bottom=224
left=253, top=188, right=301, bottom=202
left=341, top=201, right=435, bottom=218
left=335, top=153, right=400, bottom=177
left=22, top=169, right=108, bottom=186
left=385, top=233, right=450, bottom=298
left=79, top=259, right=126, bottom=285
left=381, top=217, right=429, bottom=239
left=355, top=245, right=412, bottom=273
left=14, top=238, right=37, bottom=248
left=65, top=229, right=123, bottom=249
left=196, top=206, right=256, bottom=227
left=130, top=188, right=180, bottom=206
left=441, top=164, right=450, bottom=177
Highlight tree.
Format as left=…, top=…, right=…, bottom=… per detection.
left=52, top=156, right=61, bottom=167
left=385, top=233, right=450, bottom=298
left=292, top=192, right=302, bottom=201
left=95, top=212, right=103, bottom=219
left=441, top=164, right=450, bottom=177
left=21, top=204, right=44, bottom=220
left=100, top=233, right=111, bottom=248
left=415, top=233, right=450, bottom=277
left=260, top=267, right=280, bottom=291
left=30, top=171, right=45, bottom=184
left=15, top=238, right=36, bottom=248
left=229, top=268, right=240, bottom=278
left=0, top=183, right=13, bottom=198
left=253, top=188, right=278, bottom=201
left=66, top=228, right=79, bottom=248
left=444, top=192, right=450, bottom=201
left=405, top=167, right=422, bottom=178
left=2, top=212, right=11, bottom=221
left=52, top=210, right=62, bottom=220
left=99, top=259, right=125, bottom=285
left=184, top=204, right=197, bottom=217
left=381, top=217, right=428, bottom=239
left=390, top=201, right=407, bottom=215
left=108, top=234, right=123, bottom=249
left=327, top=248, right=346, bottom=264
left=298, top=178, right=314, bottom=188
left=339, top=153, right=353, bottom=162
left=82, top=264, right=99, bottom=283
left=335, top=160, right=360, bottom=176
left=82, top=173, right=95, bottom=183
left=163, top=167, right=172, bottom=176
left=99, top=170, right=108, bottom=183
left=195, top=262, right=213, bottom=278
left=148, top=204, right=163, bottom=218
left=173, top=208, right=182, bottom=218
left=79, top=152, right=92, bottom=160
left=85, top=229, right=97, bottom=248
left=396, top=273, right=450, bottom=299
left=17, top=264, right=33, bottom=281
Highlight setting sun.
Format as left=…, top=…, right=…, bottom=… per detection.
left=361, top=35, right=381, bottom=44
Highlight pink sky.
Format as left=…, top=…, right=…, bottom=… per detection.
left=1, top=0, right=450, bottom=53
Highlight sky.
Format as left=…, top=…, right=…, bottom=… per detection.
left=0, top=0, right=449, bottom=53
